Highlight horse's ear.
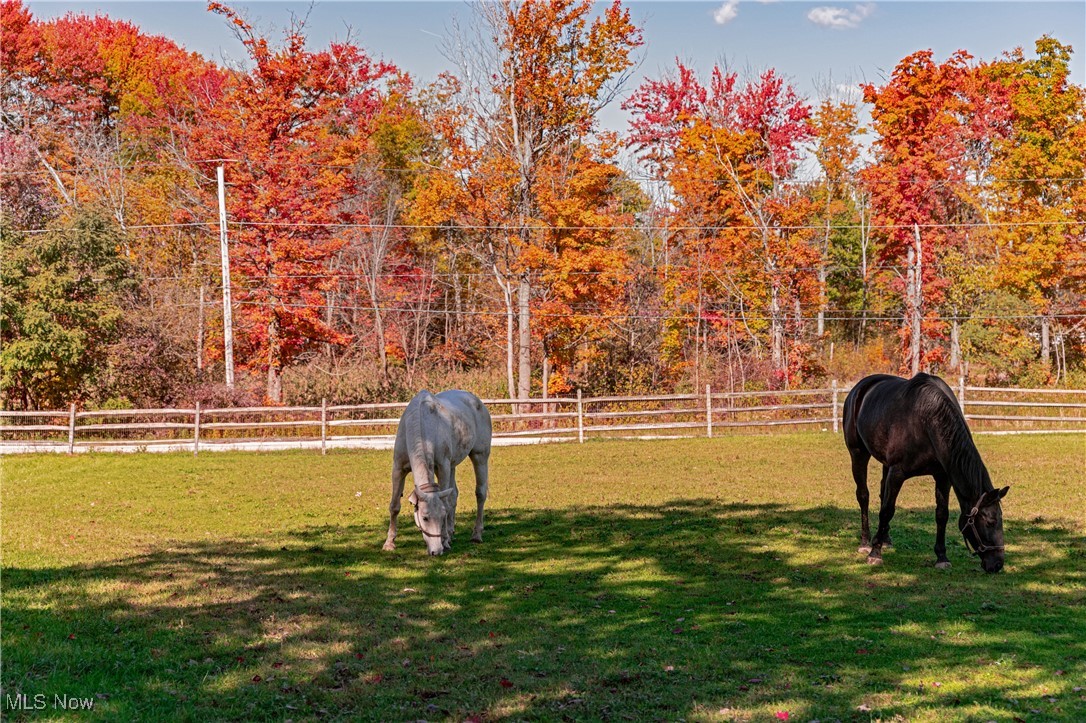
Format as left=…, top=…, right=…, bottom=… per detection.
left=437, top=487, right=455, bottom=499
left=408, top=489, right=419, bottom=506
left=997, top=486, right=1010, bottom=499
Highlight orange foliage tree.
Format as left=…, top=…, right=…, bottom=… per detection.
left=988, top=37, right=1086, bottom=379
left=625, top=62, right=816, bottom=385
left=409, top=0, right=642, bottom=397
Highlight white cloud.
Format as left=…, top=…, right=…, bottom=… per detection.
left=713, top=0, right=740, bottom=25
left=807, top=3, right=875, bottom=30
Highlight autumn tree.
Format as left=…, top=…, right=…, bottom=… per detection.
left=625, top=62, right=816, bottom=384
left=811, top=91, right=867, bottom=342
left=412, top=0, right=642, bottom=399
left=172, top=3, right=397, bottom=401
left=861, top=49, right=1011, bottom=374
left=0, top=0, right=213, bottom=237
left=988, top=36, right=1086, bottom=380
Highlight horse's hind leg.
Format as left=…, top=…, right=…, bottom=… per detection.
left=469, top=449, right=489, bottom=543
left=850, top=449, right=872, bottom=553
left=933, top=472, right=952, bottom=569
left=878, top=466, right=894, bottom=549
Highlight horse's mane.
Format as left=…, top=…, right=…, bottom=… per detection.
left=909, top=376, right=992, bottom=500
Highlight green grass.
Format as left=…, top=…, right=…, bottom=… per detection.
left=2, top=434, right=1084, bottom=722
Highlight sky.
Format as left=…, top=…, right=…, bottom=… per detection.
left=25, top=0, right=1086, bottom=149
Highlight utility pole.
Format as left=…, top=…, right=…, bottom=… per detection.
left=217, top=166, right=235, bottom=388
left=908, top=224, right=923, bottom=376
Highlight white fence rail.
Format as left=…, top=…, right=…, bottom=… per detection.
left=2, top=383, right=1084, bottom=455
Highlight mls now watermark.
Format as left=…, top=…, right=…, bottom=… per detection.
left=5, top=692, right=96, bottom=712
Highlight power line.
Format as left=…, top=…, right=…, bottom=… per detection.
left=14, top=218, right=1085, bottom=236
left=171, top=297, right=1086, bottom=324
left=3, top=163, right=1083, bottom=186
left=230, top=219, right=1084, bottom=232
left=142, top=260, right=1086, bottom=284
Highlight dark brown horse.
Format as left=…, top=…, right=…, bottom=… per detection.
left=843, top=373, right=1009, bottom=573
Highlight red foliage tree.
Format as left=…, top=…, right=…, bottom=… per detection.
left=176, top=3, right=399, bottom=401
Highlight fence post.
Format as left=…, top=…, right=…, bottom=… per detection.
left=706, top=384, right=713, bottom=438
left=577, top=389, right=584, bottom=444
left=958, top=375, right=966, bottom=415
left=831, top=379, right=839, bottom=434
left=67, top=403, right=76, bottom=454
left=321, top=397, right=328, bottom=455
left=193, top=402, right=201, bottom=457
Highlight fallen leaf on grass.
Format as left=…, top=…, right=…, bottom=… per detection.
left=775, top=712, right=789, bottom=720
left=499, top=678, right=513, bottom=688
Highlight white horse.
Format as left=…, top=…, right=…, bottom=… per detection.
left=382, top=390, right=492, bottom=555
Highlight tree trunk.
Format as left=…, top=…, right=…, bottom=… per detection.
left=817, top=263, right=827, bottom=339
left=542, top=351, right=551, bottom=427
left=196, top=283, right=205, bottom=377
left=949, top=317, right=961, bottom=372
left=770, top=281, right=783, bottom=374
left=1040, top=315, right=1051, bottom=366
left=373, top=302, right=388, bottom=383
left=517, top=274, right=531, bottom=401
left=496, top=273, right=515, bottom=399
left=266, top=315, right=283, bottom=403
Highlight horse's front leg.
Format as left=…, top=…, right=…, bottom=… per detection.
left=868, top=466, right=905, bottom=565
left=440, top=462, right=456, bottom=552
left=469, top=449, right=489, bottom=543
left=933, top=473, right=952, bottom=569
left=383, top=457, right=408, bottom=551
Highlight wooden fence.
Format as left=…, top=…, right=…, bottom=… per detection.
left=2, top=382, right=1084, bottom=455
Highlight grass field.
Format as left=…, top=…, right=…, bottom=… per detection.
left=2, top=433, right=1084, bottom=722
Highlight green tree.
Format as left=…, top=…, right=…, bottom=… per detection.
left=1, top=211, right=134, bottom=409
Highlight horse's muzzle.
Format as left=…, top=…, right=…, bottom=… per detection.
left=982, top=557, right=1004, bottom=573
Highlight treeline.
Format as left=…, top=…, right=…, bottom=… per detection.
left=1, top=0, right=1084, bottom=410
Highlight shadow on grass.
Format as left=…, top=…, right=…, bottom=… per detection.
left=3, top=502, right=1085, bottom=721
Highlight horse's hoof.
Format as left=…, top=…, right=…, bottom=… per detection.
left=470, top=536, right=483, bottom=544
left=858, top=545, right=872, bottom=554
left=935, top=561, right=952, bottom=570
left=866, top=555, right=883, bottom=566
left=382, top=542, right=396, bottom=552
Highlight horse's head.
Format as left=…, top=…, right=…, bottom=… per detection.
left=960, top=486, right=1009, bottom=573
left=409, top=485, right=454, bottom=555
